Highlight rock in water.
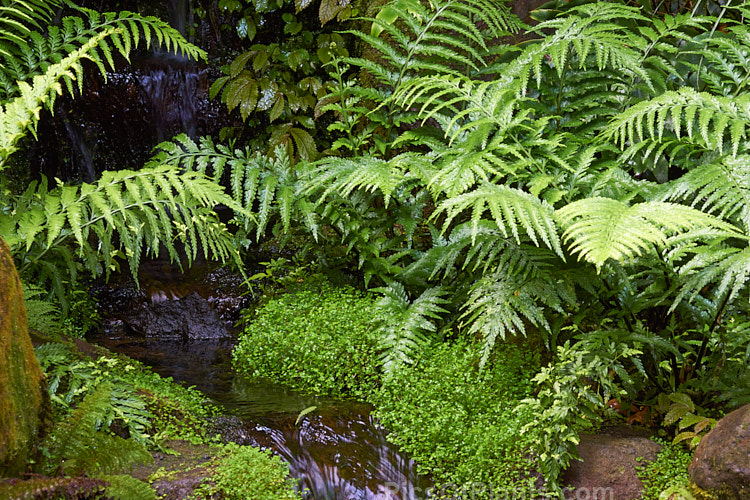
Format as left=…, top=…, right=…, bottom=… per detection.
left=0, top=237, right=48, bottom=475
left=124, top=291, right=229, bottom=339
left=690, top=404, right=750, bottom=499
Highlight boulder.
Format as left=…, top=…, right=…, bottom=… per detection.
left=124, top=291, right=229, bottom=339
left=689, top=404, right=750, bottom=499
left=0, top=237, right=48, bottom=476
left=562, top=426, right=662, bottom=500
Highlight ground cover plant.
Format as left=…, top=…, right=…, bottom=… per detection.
left=233, top=279, right=381, bottom=396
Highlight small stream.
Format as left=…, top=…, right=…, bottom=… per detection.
left=90, top=264, right=432, bottom=499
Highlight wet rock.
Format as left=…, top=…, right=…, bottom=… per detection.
left=689, top=404, right=750, bottom=499
left=562, top=426, right=662, bottom=500
left=124, top=291, right=229, bottom=339
left=0, top=237, right=49, bottom=475
left=206, top=415, right=273, bottom=449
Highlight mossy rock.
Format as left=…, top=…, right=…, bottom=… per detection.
left=0, top=237, right=48, bottom=476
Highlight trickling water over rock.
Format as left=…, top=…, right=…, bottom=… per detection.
left=0, top=238, right=49, bottom=476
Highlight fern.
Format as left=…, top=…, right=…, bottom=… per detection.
left=432, top=183, right=563, bottom=256
left=372, top=282, right=450, bottom=375
left=22, top=281, right=61, bottom=332
left=660, top=156, right=750, bottom=230
left=556, top=198, right=742, bottom=271
left=100, top=474, right=156, bottom=500
left=0, top=5, right=206, bottom=101
left=148, top=134, right=310, bottom=242
left=1, top=166, right=242, bottom=309
left=605, top=87, right=750, bottom=158
left=44, top=383, right=152, bottom=476
left=362, top=0, right=520, bottom=86
left=463, top=266, right=574, bottom=367
left=508, top=3, right=651, bottom=94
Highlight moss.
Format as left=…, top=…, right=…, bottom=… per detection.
left=0, top=237, right=48, bottom=476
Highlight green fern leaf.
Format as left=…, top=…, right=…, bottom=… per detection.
left=557, top=198, right=741, bottom=270
left=373, top=282, right=450, bottom=375
left=433, top=183, right=563, bottom=256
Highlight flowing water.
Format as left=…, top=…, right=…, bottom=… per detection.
left=90, top=263, right=432, bottom=499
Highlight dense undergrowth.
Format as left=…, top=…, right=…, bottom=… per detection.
left=3, top=0, right=750, bottom=497
left=0, top=332, right=301, bottom=499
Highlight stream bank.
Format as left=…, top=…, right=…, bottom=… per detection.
left=89, top=262, right=432, bottom=499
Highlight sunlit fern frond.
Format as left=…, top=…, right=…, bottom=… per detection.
left=556, top=198, right=742, bottom=271
left=432, top=183, right=563, bottom=257
left=604, top=87, right=750, bottom=158
left=507, top=3, right=650, bottom=94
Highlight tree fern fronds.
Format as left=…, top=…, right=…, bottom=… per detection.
left=394, top=74, right=523, bottom=146
left=556, top=198, right=742, bottom=271
left=462, top=270, right=569, bottom=368
left=659, top=156, right=750, bottom=230
left=432, top=183, right=563, bottom=257
left=508, top=3, right=650, bottom=93
left=604, top=87, right=750, bottom=157
left=373, top=282, right=450, bottom=375
left=301, top=154, right=410, bottom=207
left=672, top=244, right=750, bottom=311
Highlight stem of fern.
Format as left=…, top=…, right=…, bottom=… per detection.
left=692, top=289, right=730, bottom=379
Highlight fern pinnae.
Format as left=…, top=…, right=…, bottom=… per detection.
left=432, top=183, right=563, bottom=256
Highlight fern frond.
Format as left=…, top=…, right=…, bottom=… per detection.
left=394, top=74, right=523, bottom=146
left=605, top=87, right=750, bottom=157
left=45, top=383, right=152, bottom=476
left=100, top=474, right=156, bottom=500
left=463, top=270, right=571, bottom=367
left=432, top=183, right=563, bottom=256
left=0, top=29, right=115, bottom=169
left=373, top=282, right=450, bottom=375
left=556, top=198, right=742, bottom=271
left=659, top=156, right=750, bottom=230
left=508, top=3, right=650, bottom=93
left=354, top=0, right=520, bottom=87
left=301, top=154, right=411, bottom=207
left=22, top=281, right=61, bottom=332
left=3, top=166, right=242, bottom=306
left=672, top=244, right=750, bottom=310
